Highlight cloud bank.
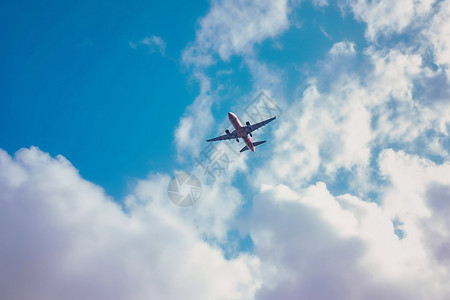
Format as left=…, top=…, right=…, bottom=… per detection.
left=0, top=147, right=259, bottom=300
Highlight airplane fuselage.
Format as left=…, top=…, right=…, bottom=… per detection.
left=206, top=112, right=275, bottom=152
left=228, top=112, right=255, bottom=152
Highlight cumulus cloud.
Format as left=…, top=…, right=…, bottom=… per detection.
left=163, top=1, right=446, bottom=299
left=245, top=2, right=450, bottom=298
left=257, top=78, right=372, bottom=190
left=182, top=0, right=290, bottom=67
left=329, top=40, right=356, bottom=55
left=0, top=147, right=260, bottom=300
left=344, top=0, right=435, bottom=41
left=174, top=72, right=215, bottom=160
left=256, top=33, right=450, bottom=192
left=250, top=151, right=450, bottom=299
left=426, top=0, right=450, bottom=78
left=3, top=146, right=450, bottom=299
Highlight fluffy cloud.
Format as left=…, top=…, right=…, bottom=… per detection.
left=182, top=0, right=290, bottom=66
left=250, top=149, right=450, bottom=299
left=242, top=2, right=450, bottom=294
left=329, top=40, right=356, bottom=55
left=259, top=77, right=372, bottom=189
left=3, top=145, right=449, bottom=299
left=174, top=72, right=215, bottom=160
left=0, top=147, right=260, bottom=300
left=379, top=149, right=450, bottom=268
left=367, top=48, right=450, bottom=160
left=256, top=34, right=449, bottom=191
left=345, top=0, right=435, bottom=40
left=427, top=0, right=450, bottom=78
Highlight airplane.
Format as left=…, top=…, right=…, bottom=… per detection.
left=206, top=112, right=276, bottom=152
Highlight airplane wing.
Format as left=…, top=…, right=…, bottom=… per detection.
left=206, top=130, right=237, bottom=142
left=244, top=116, right=276, bottom=134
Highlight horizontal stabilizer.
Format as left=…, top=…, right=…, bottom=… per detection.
left=239, top=141, right=266, bottom=152
left=239, top=146, right=249, bottom=152
left=253, top=140, right=266, bottom=147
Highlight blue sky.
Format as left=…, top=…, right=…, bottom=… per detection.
left=1, top=0, right=450, bottom=299
left=0, top=0, right=368, bottom=199
left=0, top=0, right=209, bottom=197
left=0, top=0, right=371, bottom=199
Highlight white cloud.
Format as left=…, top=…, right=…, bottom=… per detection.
left=329, top=40, right=356, bottom=55
left=174, top=72, right=215, bottom=160
left=130, top=35, right=166, bottom=55
left=142, top=36, right=166, bottom=55
left=426, top=0, right=450, bottom=78
left=3, top=145, right=449, bottom=299
left=256, top=75, right=373, bottom=190
left=365, top=47, right=450, bottom=157
left=245, top=2, right=450, bottom=296
left=255, top=37, right=450, bottom=192
left=250, top=150, right=450, bottom=299
left=345, top=0, right=435, bottom=41
left=182, top=0, right=290, bottom=67
left=244, top=58, right=285, bottom=96
left=378, top=150, right=450, bottom=288
left=0, top=147, right=260, bottom=300
left=365, top=47, right=423, bottom=102
left=172, top=1, right=450, bottom=299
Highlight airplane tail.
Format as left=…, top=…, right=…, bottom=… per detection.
left=240, top=141, right=266, bottom=152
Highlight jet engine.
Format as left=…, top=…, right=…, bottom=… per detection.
left=225, top=129, right=231, bottom=135
left=246, top=121, right=252, bottom=137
